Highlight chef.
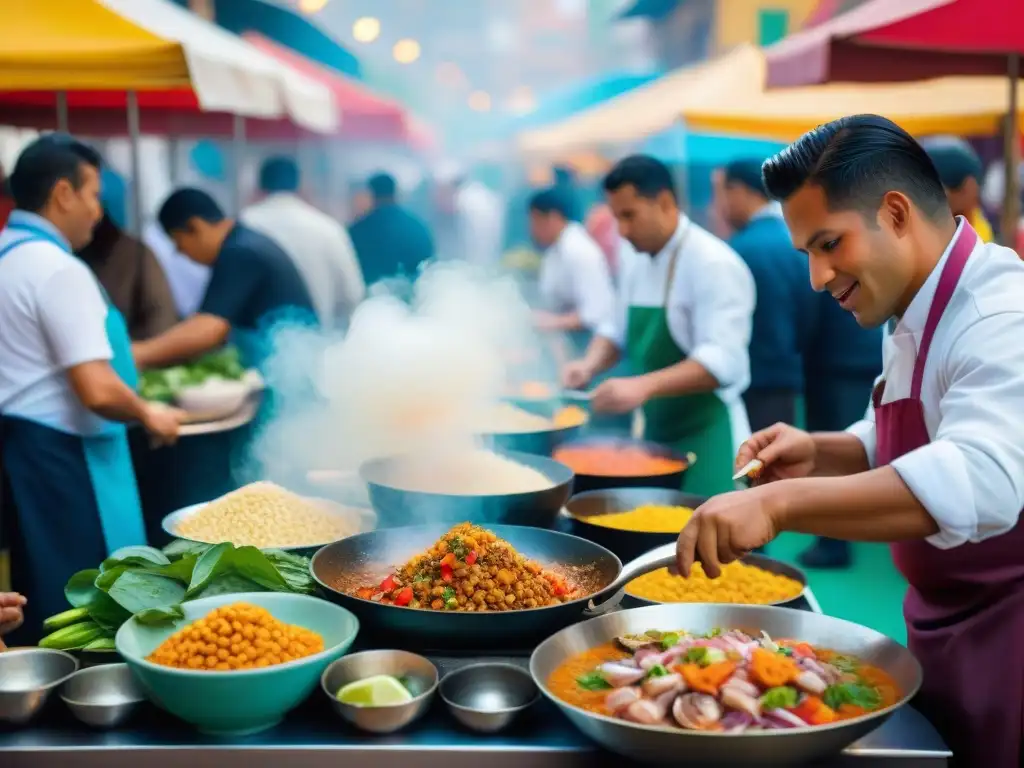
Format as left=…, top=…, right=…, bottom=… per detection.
left=675, top=115, right=1024, bottom=768
left=562, top=155, right=755, bottom=497
left=0, top=135, right=181, bottom=640
left=528, top=187, right=616, bottom=359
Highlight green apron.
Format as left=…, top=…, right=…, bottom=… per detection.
left=624, top=224, right=736, bottom=497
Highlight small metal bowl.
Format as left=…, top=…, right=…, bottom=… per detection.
left=0, top=648, right=79, bottom=725
left=60, top=663, right=146, bottom=729
left=321, top=650, right=438, bottom=734
left=439, top=662, right=539, bottom=734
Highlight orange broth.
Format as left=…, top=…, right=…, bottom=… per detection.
left=547, top=640, right=901, bottom=723
left=553, top=446, right=685, bottom=477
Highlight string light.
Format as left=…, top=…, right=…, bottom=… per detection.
left=352, top=17, right=381, bottom=43
left=393, top=39, right=421, bottom=64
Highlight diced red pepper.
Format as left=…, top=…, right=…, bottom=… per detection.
left=789, top=642, right=815, bottom=659
left=356, top=587, right=374, bottom=600
left=440, top=552, right=456, bottom=567
left=465, top=551, right=477, bottom=565
left=393, top=587, right=414, bottom=607
left=379, top=575, right=397, bottom=593
left=790, top=696, right=835, bottom=725
left=441, top=564, right=454, bottom=583
left=553, top=582, right=568, bottom=597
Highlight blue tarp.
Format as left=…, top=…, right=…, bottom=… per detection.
left=172, top=0, right=361, bottom=79
left=617, top=0, right=682, bottom=20
left=642, top=124, right=786, bottom=167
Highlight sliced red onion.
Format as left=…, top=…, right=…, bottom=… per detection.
left=642, top=672, right=684, bottom=698
left=764, top=708, right=809, bottom=728
left=599, top=662, right=646, bottom=687
left=722, top=677, right=760, bottom=698
left=633, top=647, right=660, bottom=666
left=794, top=670, right=827, bottom=695
left=721, top=686, right=762, bottom=718
left=605, top=686, right=642, bottom=714
left=625, top=697, right=668, bottom=725
left=672, top=693, right=723, bottom=730
left=721, top=710, right=756, bottom=733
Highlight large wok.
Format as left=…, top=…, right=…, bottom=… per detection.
left=310, top=524, right=679, bottom=650
left=530, top=603, right=922, bottom=767
left=360, top=450, right=573, bottom=528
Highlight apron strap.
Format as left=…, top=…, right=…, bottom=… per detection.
left=661, top=219, right=693, bottom=308
left=910, top=220, right=978, bottom=400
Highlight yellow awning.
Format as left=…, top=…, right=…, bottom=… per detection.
left=0, top=0, right=189, bottom=91
left=517, top=46, right=764, bottom=156
left=682, top=50, right=1024, bottom=142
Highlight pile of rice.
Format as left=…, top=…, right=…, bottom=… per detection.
left=173, top=481, right=359, bottom=548
left=476, top=403, right=553, bottom=434
left=381, top=449, right=555, bottom=495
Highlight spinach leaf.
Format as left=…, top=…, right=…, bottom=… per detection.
left=95, top=566, right=128, bottom=592
left=186, top=542, right=232, bottom=598
left=147, top=554, right=199, bottom=585
left=576, top=671, right=612, bottom=691
left=104, top=546, right=170, bottom=569
left=229, top=546, right=292, bottom=592
left=134, top=605, right=185, bottom=625
left=106, top=571, right=187, bottom=615
left=65, top=569, right=102, bottom=608
left=198, top=573, right=266, bottom=597
left=85, top=592, right=132, bottom=630
left=823, top=683, right=883, bottom=711
left=163, top=539, right=214, bottom=559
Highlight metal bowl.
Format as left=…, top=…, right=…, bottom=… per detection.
left=321, top=650, right=438, bottom=734
left=60, top=663, right=145, bottom=728
left=161, top=495, right=377, bottom=555
left=439, top=662, right=539, bottom=733
left=0, top=648, right=79, bottom=725
left=483, top=399, right=589, bottom=456
left=531, top=603, right=922, bottom=767
left=564, top=486, right=708, bottom=563
left=553, top=438, right=694, bottom=493
left=360, top=449, right=574, bottom=528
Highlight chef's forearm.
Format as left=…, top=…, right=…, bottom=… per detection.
left=770, top=467, right=939, bottom=542
left=66, top=361, right=150, bottom=424
left=810, top=432, right=872, bottom=476
left=549, top=312, right=584, bottom=332
left=134, top=314, right=230, bottom=369
left=582, top=336, right=621, bottom=375
left=639, top=359, right=719, bottom=399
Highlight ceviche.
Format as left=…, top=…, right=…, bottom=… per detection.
left=352, top=523, right=582, bottom=612
left=548, top=628, right=900, bottom=732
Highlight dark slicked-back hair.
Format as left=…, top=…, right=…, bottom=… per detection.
left=603, top=154, right=677, bottom=203
left=368, top=173, right=397, bottom=201
left=528, top=187, right=572, bottom=219
left=761, top=114, right=949, bottom=222
left=10, top=133, right=102, bottom=213
left=724, top=158, right=768, bottom=197
left=158, top=187, right=225, bottom=234
left=258, top=156, right=300, bottom=193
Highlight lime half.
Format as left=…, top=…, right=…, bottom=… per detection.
left=336, top=675, right=413, bottom=707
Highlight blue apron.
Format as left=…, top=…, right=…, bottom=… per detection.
left=0, top=222, right=146, bottom=632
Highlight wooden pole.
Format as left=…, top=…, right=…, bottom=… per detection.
left=1002, top=53, right=1020, bottom=249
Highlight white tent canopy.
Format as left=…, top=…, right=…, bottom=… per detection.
left=101, top=0, right=338, bottom=133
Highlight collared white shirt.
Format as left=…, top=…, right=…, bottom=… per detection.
left=847, top=218, right=1024, bottom=549
left=242, top=193, right=365, bottom=327
left=454, top=182, right=505, bottom=268
left=599, top=214, right=756, bottom=452
left=538, top=222, right=616, bottom=332
left=0, top=212, right=113, bottom=435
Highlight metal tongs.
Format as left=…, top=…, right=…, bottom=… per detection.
left=732, top=459, right=764, bottom=485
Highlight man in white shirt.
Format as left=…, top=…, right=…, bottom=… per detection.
left=675, top=115, right=1024, bottom=768
left=242, top=156, right=364, bottom=328
left=436, top=163, right=505, bottom=268
left=529, top=187, right=616, bottom=358
left=0, top=134, right=180, bottom=640
left=562, top=155, right=755, bottom=497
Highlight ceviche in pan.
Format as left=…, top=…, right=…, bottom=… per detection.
left=548, top=628, right=900, bottom=733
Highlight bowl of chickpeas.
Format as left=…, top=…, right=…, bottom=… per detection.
left=114, top=593, right=359, bottom=735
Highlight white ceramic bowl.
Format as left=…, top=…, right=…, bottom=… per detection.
left=175, top=379, right=251, bottom=421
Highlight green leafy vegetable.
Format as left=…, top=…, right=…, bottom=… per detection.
left=823, top=683, right=883, bottom=712
left=134, top=606, right=185, bottom=625
left=576, top=671, right=612, bottom=691
left=829, top=655, right=860, bottom=673
left=65, top=569, right=102, bottom=608
left=760, top=686, right=799, bottom=710
left=684, top=647, right=726, bottom=666
left=646, top=664, right=669, bottom=678
left=139, top=347, right=246, bottom=402
left=106, top=571, right=186, bottom=615
left=660, top=632, right=680, bottom=650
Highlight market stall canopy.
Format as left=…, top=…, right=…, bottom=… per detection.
left=766, top=0, right=1023, bottom=86
left=681, top=49, right=1024, bottom=141
left=243, top=33, right=417, bottom=144
left=0, top=0, right=337, bottom=134
left=517, top=46, right=762, bottom=156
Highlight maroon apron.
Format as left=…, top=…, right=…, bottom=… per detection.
left=874, top=221, right=1024, bottom=768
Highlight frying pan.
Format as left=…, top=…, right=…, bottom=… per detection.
left=310, top=524, right=679, bottom=650
left=554, top=437, right=696, bottom=493
left=530, top=603, right=923, bottom=767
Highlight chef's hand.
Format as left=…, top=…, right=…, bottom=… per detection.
left=0, top=592, right=26, bottom=639
left=736, top=422, right=817, bottom=485
left=562, top=361, right=594, bottom=391
left=533, top=310, right=562, bottom=332
left=676, top=487, right=782, bottom=579
left=141, top=403, right=185, bottom=447
left=590, top=376, right=651, bottom=414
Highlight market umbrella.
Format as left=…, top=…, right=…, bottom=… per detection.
left=766, top=0, right=1023, bottom=241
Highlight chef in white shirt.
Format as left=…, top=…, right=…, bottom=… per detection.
left=675, top=115, right=1024, bottom=768
left=242, top=156, right=365, bottom=328
left=529, top=187, right=616, bottom=358
left=562, top=155, right=755, bottom=497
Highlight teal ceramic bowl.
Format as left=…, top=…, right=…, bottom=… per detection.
left=115, top=592, right=359, bottom=735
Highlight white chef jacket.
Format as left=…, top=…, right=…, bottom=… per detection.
left=598, top=214, right=756, bottom=453
left=538, top=222, right=616, bottom=332
left=242, top=193, right=365, bottom=327
left=0, top=213, right=113, bottom=436
left=847, top=219, right=1024, bottom=549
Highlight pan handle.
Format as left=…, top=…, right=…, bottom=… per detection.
left=584, top=542, right=678, bottom=616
